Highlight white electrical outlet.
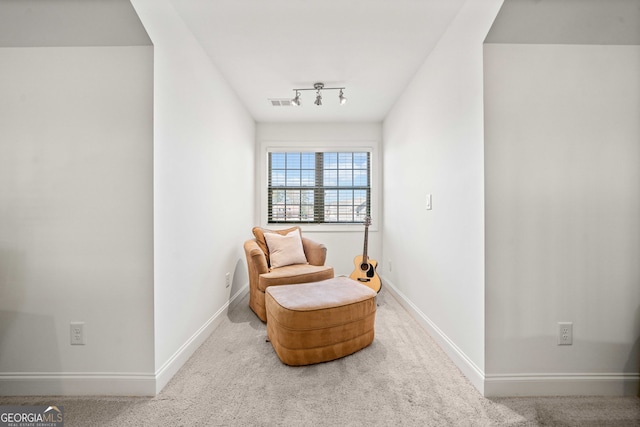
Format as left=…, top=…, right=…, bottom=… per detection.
left=225, top=272, right=231, bottom=288
left=558, top=322, right=573, bottom=345
left=70, top=322, right=85, bottom=345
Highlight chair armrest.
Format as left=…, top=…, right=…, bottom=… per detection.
left=302, top=237, right=327, bottom=266
left=244, top=240, right=269, bottom=274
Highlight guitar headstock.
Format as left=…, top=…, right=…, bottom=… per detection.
left=364, top=216, right=371, bottom=227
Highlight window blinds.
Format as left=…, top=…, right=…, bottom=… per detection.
left=268, top=151, right=371, bottom=224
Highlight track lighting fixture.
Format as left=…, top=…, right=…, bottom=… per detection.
left=292, top=90, right=302, bottom=106
left=291, top=82, right=347, bottom=107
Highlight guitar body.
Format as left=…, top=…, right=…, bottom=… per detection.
left=350, top=255, right=381, bottom=293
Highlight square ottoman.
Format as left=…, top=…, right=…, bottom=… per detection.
left=265, top=276, right=377, bottom=366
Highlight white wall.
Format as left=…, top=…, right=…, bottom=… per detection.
left=382, top=0, right=503, bottom=393
left=0, top=0, right=256, bottom=397
left=256, top=123, right=382, bottom=276
left=484, top=43, right=640, bottom=396
left=0, top=44, right=155, bottom=395
left=131, top=0, right=256, bottom=393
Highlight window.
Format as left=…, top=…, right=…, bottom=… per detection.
left=268, top=151, right=371, bottom=224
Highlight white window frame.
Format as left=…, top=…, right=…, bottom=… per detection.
left=259, top=140, right=380, bottom=232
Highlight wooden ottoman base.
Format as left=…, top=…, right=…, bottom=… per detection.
left=265, top=276, right=377, bottom=366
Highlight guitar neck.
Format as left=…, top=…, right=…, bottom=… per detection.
left=362, top=223, right=369, bottom=263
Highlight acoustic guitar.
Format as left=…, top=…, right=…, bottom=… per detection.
left=349, top=216, right=381, bottom=293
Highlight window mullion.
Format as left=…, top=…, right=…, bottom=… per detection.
left=267, top=153, right=273, bottom=222
left=315, top=152, right=324, bottom=223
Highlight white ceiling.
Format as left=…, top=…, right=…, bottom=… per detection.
left=168, top=0, right=466, bottom=123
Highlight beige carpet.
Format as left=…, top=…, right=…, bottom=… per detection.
left=2, top=288, right=640, bottom=426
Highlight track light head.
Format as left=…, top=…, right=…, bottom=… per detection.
left=339, top=89, right=347, bottom=105
left=291, top=91, right=301, bottom=106
left=314, top=91, right=322, bottom=106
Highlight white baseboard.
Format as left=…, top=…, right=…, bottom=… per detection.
left=484, top=373, right=640, bottom=397
left=380, top=276, right=486, bottom=395
left=0, top=284, right=250, bottom=397
left=0, top=372, right=156, bottom=396
left=380, top=275, right=640, bottom=397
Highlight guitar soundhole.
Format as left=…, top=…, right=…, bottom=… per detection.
left=360, top=263, right=375, bottom=278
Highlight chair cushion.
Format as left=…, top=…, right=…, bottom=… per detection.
left=252, top=226, right=301, bottom=266
left=263, top=229, right=307, bottom=268
left=258, top=264, right=334, bottom=292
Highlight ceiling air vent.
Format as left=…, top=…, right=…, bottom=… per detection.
left=269, top=98, right=293, bottom=107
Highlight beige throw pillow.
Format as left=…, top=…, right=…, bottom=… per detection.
left=263, top=229, right=308, bottom=268
left=252, top=226, right=300, bottom=266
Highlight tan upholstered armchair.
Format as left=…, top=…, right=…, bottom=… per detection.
left=244, top=226, right=334, bottom=322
